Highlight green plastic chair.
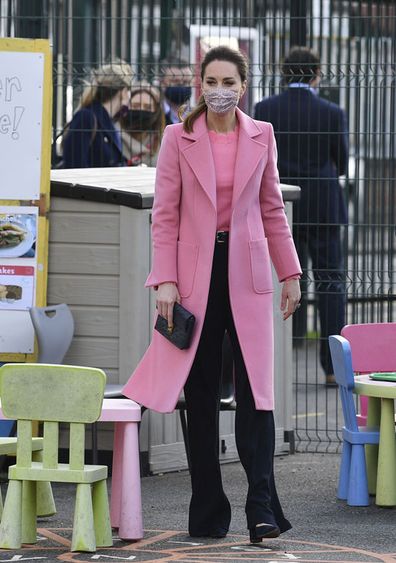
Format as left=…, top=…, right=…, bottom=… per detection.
left=0, top=363, right=112, bottom=552
left=0, top=439, right=56, bottom=519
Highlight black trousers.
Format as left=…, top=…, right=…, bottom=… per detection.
left=184, top=239, right=291, bottom=535
left=293, top=224, right=346, bottom=375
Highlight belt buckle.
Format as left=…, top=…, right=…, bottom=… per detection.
left=216, top=231, right=226, bottom=244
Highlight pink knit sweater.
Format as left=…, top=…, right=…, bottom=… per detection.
left=208, top=126, right=239, bottom=231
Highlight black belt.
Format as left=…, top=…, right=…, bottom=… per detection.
left=216, top=231, right=229, bottom=244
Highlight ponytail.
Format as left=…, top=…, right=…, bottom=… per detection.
left=182, top=95, right=207, bottom=133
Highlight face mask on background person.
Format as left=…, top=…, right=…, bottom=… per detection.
left=124, top=109, right=157, bottom=130
left=165, top=85, right=192, bottom=105
left=203, top=87, right=239, bottom=114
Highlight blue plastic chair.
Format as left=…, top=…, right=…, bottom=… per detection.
left=329, top=335, right=380, bottom=506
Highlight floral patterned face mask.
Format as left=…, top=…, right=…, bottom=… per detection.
left=203, top=87, right=239, bottom=114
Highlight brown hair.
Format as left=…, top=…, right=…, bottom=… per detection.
left=182, top=46, right=249, bottom=133
left=281, top=46, right=321, bottom=84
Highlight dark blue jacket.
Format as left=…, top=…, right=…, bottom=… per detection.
left=62, top=102, right=125, bottom=168
left=254, top=88, right=348, bottom=224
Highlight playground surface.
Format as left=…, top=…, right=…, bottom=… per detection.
left=0, top=452, right=395, bottom=562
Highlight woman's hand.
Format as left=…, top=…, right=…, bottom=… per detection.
left=156, top=282, right=181, bottom=328
left=281, top=278, right=301, bottom=320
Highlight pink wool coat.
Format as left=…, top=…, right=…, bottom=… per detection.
left=123, top=108, right=302, bottom=413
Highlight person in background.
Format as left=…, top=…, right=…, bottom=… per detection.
left=254, top=46, right=348, bottom=386
left=124, top=46, right=301, bottom=543
left=62, top=61, right=133, bottom=168
left=117, top=83, right=165, bottom=167
left=160, top=57, right=193, bottom=125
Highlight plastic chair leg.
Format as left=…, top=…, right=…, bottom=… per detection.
left=35, top=481, right=56, bottom=517
left=72, top=483, right=96, bottom=552
left=347, top=444, right=369, bottom=506
left=32, top=450, right=56, bottom=517
left=117, top=422, right=143, bottom=540
left=337, top=441, right=351, bottom=500
left=376, top=397, right=396, bottom=506
left=92, top=480, right=113, bottom=547
left=366, top=396, right=381, bottom=496
left=0, top=479, right=23, bottom=549
left=21, top=480, right=37, bottom=544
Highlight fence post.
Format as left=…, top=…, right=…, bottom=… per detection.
left=290, top=0, right=307, bottom=47
left=160, top=0, right=172, bottom=60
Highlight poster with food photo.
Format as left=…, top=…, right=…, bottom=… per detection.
left=0, top=209, right=37, bottom=258
left=0, top=265, right=35, bottom=310
left=0, top=206, right=38, bottom=311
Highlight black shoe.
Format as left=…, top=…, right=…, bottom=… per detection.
left=249, top=523, right=280, bottom=543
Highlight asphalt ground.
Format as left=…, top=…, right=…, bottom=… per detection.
left=0, top=451, right=395, bottom=562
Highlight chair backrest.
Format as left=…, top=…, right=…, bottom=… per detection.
left=0, top=363, right=106, bottom=470
left=29, top=304, right=74, bottom=364
left=329, top=335, right=359, bottom=433
left=341, top=323, right=396, bottom=374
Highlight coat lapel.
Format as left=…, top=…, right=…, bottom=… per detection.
left=181, top=114, right=216, bottom=210
left=232, top=108, right=268, bottom=210
left=180, top=108, right=267, bottom=212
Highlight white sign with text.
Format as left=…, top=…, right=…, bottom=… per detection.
left=0, top=51, right=44, bottom=200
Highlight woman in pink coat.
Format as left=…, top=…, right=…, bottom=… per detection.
left=123, top=46, right=302, bottom=543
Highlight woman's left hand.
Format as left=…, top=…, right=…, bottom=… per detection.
left=281, top=278, right=301, bottom=320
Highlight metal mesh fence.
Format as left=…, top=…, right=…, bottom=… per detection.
left=2, top=0, right=395, bottom=451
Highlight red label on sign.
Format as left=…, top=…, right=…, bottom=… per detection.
left=0, top=265, right=34, bottom=276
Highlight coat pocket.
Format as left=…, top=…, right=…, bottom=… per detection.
left=177, top=240, right=199, bottom=298
left=248, top=239, right=273, bottom=294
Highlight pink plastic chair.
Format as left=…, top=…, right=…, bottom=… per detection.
left=341, top=323, right=396, bottom=425
left=98, top=398, right=143, bottom=541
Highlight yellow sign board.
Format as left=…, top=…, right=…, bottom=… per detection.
left=0, top=38, right=52, bottom=361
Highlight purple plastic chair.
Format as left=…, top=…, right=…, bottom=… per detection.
left=329, top=335, right=380, bottom=506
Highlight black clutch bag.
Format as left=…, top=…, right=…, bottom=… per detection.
left=154, top=302, right=195, bottom=350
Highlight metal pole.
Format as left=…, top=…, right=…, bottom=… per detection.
left=290, top=0, right=307, bottom=47
left=160, top=0, right=172, bottom=60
